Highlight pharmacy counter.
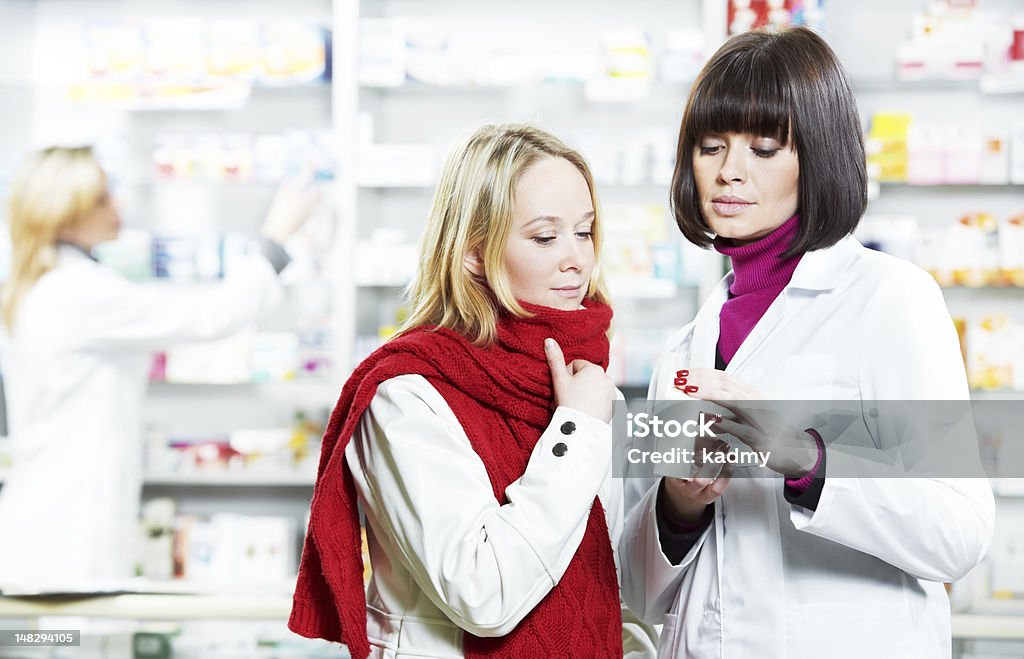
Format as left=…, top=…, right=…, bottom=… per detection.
left=0, top=592, right=291, bottom=620
left=0, top=593, right=1022, bottom=640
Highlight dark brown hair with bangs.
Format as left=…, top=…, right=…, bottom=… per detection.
left=671, top=26, right=867, bottom=257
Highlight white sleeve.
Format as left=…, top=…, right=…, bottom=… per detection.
left=618, top=477, right=710, bottom=624
left=71, top=255, right=283, bottom=351
left=604, top=388, right=627, bottom=555
left=619, top=331, right=710, bottom=624
left=346, top=375, right=613, bottom=638
left=790, top=268, right=995, bottom=583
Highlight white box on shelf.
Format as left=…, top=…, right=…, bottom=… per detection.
left=980, top=132, right=1010, bottom=184
left=355, top=229, right=419, bottom=286
left=175, top=514, right=296, bottom=585
left=164, top=332, right=254, bottom=384
left=359, top=18, right=407, bottom=87
left=357, top=143, right=437, bottom=187
left=399, top=17, right=450, bottom=86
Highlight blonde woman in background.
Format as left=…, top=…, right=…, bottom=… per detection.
left=0, top=145, right=319, bottom=587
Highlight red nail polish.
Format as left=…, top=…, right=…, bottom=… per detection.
left=685, top=386, right=698, bottom=394
left=673, top=377, right=687, bottom=386
left=676, top=369, right=689, bottom=377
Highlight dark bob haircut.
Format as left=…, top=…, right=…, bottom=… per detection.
left=671, top=26, right=867, bottom=258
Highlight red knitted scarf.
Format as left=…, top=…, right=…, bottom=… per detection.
left=289, top=300, right=622, bottom=658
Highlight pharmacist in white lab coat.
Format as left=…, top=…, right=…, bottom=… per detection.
left=0, top=145, right=319, bottom=587
left=619, top=28, right=994, bottom=658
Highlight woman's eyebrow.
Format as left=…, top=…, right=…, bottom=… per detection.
left=524, top=215, right=559, bottom=228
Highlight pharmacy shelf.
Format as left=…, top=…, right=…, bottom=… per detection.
left=969, top=389, right=1024, bottom=400
left=147, top=380, right=339, bottom=403
left=126, top=179, right=284, bottom=189
left=610, top=279, right=691, bottom=300
left=73, top=82, right=331, bottom=113
left=0, top=470, right=317, bottom=488
left=0, top=591, right=1017, bottom=640
left=877, top=182, right=1024, bottom=190
left=992, top=480, right=1024, bottom=497
left=967, top=598, right=1024, bottom=616
left=941, top=286, right=1024, bottom=291
left=0, top=578, right=300, bottom=619
left=979, top=75, right=1024, bottom=95
left=359, top=79, right=688, bottom=94
left=853, top=75, right=1024, bottom=95
left=361, top=75, right=1024, bottom=97
left=951, top=614, right=1024, bottom=641
left=142, top=471, right=315, bottom=487
left=357, top=281, right=408, bottom=288
left=0, top=593, right=292, bottom=621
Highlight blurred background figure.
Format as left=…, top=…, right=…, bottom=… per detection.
left=0, top=145, right=319, bottom=586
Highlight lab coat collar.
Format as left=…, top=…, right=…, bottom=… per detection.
left=56, top=242, right=97, bottom=264
left=787, top=234, right=862, bottom=292
left=687, top=234, right=862, bottom=371
left=689, top=278, right=728, bottom=369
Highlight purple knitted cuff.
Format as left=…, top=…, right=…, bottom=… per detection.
left=785, top=428, right=825, bottom=493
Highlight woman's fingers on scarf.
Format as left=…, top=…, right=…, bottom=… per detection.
left=544, top=338, right=569, bottom=384
left=570, top=359, right=595, bottom=375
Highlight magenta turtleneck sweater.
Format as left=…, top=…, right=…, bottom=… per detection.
left=657, top=214, right=823, bottom=548
left=713, top=214, right=802, bottom=366
left=715, top=213, right=823, bottom=493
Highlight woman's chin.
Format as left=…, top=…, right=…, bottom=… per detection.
left=533, top=296, right=580, bottom=311
left=714, top=227, right=771, bottom=246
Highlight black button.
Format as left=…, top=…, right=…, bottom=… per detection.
left=560, top=421, right=576, bottom=435
left=552, top=442, right=568, bottom=457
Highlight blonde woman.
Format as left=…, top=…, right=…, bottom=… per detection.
left=0, top=145, right=319, bottom=586
left=290, top=124, right=626, bottom=659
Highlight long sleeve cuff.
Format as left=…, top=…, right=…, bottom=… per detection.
left=655, top=479, right=713, bottom=566
left=784, top=428, right=826, bottom=511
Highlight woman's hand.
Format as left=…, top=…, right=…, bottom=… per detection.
left=679, top=368, right=818, bottom=478
left=260, top=170, right=323, bottom=245
left=544, top=338, right=615, bottom=423
left=661, top=434, right=735, bottom=523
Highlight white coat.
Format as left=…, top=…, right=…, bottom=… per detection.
left=344, top=374, right=653, bottom=659
left=0, top=244, right=284, bottom=587
left=619, top=235, right=995, bottom=658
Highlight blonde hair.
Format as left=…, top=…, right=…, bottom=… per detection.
left=2, top=146, right=106, bottom=329
left=399, top=124, right=611, bottom=345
